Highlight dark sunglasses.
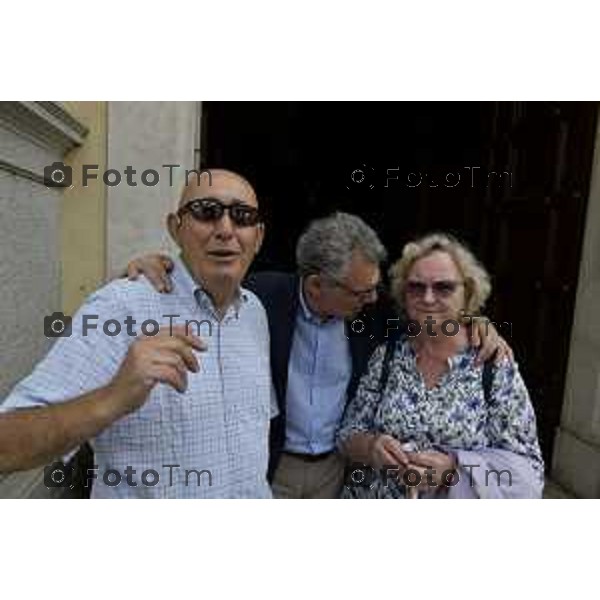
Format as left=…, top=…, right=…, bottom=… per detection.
left=178, top=198, right=261, bottom=228
left=405, top=280, right=463, bottom=298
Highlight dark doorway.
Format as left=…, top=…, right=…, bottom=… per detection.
left=200, top=101, right=598, bottom=467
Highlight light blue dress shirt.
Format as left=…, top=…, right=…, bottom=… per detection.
left=284, top=282, right=352, bottom=454
left=1, top=258, right=276, bottom=498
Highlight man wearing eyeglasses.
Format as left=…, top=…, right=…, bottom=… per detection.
left=258, top=213, right=389, bottom=498
left=0, top=169, right=277, bottom=498
left=127, top=212, right=510, bottom=498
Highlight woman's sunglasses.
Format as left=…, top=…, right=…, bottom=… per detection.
left=405, top=280, right=463, bottom=298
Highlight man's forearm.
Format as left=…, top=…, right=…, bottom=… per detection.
left=0, top=383, right=134, bottom=473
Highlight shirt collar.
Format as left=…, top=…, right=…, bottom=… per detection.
left=298, top=277, right=340, bottom=325
left=171, top=255, right=248, bottom=317
left=402, top=335, right=475, bottom=369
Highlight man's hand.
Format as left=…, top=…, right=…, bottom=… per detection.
left=0, top=326, right=206, bottom=474
left=127, top=254, right=175, bottom=293
left=369, top=434, right=411, bottom=472
left=108, top=325, right=206, bottom=416
left=469, top=316, right=513, bottom=366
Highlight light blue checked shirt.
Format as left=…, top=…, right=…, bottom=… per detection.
left=1, top=258, right=276, bottom=498
left=284, top=283, right=352, bottom=454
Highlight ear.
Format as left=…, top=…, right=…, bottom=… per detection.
left=304, top=274, right=322, bottom=295
left=253, top=222, right=265, bottom=255
left=167, top=213, right=182, bottom=246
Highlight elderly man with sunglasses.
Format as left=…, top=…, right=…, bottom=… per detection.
left=127, top=212, right=512, bottom=498
left=0, top=169, right=277, bottom=498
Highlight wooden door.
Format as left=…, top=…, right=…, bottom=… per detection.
left=201, top=101, right=598, bottom=466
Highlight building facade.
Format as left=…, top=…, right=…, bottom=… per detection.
left=0, top=100, right=599, bottom=498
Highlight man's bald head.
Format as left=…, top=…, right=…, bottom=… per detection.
left=167, top=167, right=264, bottom=310
left=178, top=169, right=257, bottom=209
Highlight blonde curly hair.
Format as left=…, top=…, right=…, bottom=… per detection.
left=389, top=232, right=491, bottom=316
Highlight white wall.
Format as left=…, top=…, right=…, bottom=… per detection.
left=0, top=102, right=86, bottom=399
left=0, top=101, right=87, bottom=497
left=106, top=101, right=200, bottom=275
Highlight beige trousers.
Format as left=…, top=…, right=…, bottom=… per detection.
left=272, top=452, right=345, bottom=499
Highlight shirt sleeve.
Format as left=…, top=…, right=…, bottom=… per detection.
left=336, top=342, right=387, bottom=446
left=484, top=358, right=545, bottom=484
left=1, top=286, right=132, bottom=413
left=251, top=294, right=278, bottom=419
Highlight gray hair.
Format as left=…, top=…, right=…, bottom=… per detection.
left=296, top=212, right=387, bottom=280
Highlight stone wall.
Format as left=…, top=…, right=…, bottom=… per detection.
left=553, top=107, right=600, bottom=498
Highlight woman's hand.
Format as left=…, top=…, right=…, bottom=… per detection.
left=406, top=450, right=457, bottom=490
left=369, top=434, right=411, bottom=472
left=126, top=254, right=174, bottom=293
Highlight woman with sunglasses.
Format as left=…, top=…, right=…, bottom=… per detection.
left=338, top=233, right=544, bottom=499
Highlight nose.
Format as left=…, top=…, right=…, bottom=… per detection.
left=214, top=211, right=234, bottom=239
left=366, top=287, right=378, bottom=304
left=357, top=288, right=377, bottom=311
left=423, top=286, right=436, bottom=303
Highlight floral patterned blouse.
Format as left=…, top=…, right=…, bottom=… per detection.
left=337, top=336, right=544, bottom=499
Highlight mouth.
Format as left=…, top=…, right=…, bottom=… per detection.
left=412, top=310, right=449, bottom=319
left=207, top=249, right=240, bottom=260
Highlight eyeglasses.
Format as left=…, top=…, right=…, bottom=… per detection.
left=405, top=280, right=463, bottom=298
left=333, top=280, right=382, bottom=300
left=178, top=198, right=261, bottom=228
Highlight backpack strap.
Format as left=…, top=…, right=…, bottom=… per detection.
left=378, top=340, right=495, bottom=402
left=482, top=359, right=494, bottom=403
left=378, top=337, right=398, bottom=396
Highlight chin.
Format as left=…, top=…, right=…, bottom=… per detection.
left=204, top=265, right=242, bottom=286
